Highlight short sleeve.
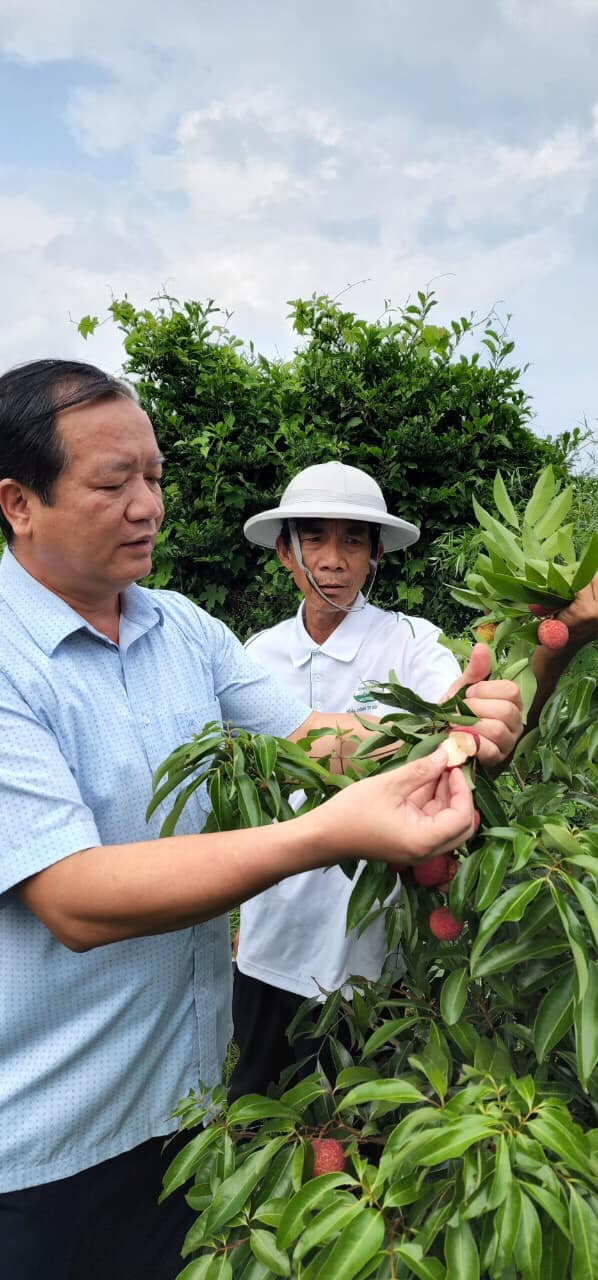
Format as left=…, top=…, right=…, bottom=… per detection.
left=404, top=622, right=462, bottom=703
left=201, top=614, right=310, bottom=738
left=0, top=672, right=100, bottom=898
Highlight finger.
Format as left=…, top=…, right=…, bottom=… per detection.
left=465, top=699, right=522, bottom=732
left=441, top=642, right=491, bottom=701
left=391, top=746, right=449, bottom=799
left=415, top=770, right=475, bottom=851
left=465, top=679, right=522, bottom=708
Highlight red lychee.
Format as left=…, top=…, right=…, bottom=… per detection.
left=537, top=619, right=569, bottom=650
left=444, top=728, right=480, bottom=768
left=429, top=906, right=464, bottom=941
left=412, top=853, right=450, bottom=888
left=529, top=603, right=554, bottom=617
left=438, top=858, right=458, bottom=895
left=310, top=1138, right=346, bottom=1177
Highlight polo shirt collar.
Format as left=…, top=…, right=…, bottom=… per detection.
left=289, top=593, right=371, bottom=666
left=0, top=549, right=163, bottom=656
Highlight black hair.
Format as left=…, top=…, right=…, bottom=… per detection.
left=279, top=517, right=381, bottom=555
left=0, top=359, right=135, bottom=542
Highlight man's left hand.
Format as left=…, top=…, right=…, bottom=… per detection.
left=442, top=643, right=524, bottom=772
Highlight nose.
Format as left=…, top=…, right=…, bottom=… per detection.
left=126, top=476, right=164, bottom=526
left=318, top=532, right=347, bottom=571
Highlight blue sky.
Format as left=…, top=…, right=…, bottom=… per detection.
left=1, top=0, right=597, bottom=459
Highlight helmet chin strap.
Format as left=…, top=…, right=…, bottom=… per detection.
left=289, top=521, right=378, bottom=614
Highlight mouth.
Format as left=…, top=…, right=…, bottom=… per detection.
left=315, top=583, right=351, bottom=593
left=122, top=536, right=155, bottom=552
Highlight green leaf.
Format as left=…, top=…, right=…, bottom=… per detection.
left=494, top=1181, right=522, bottom=1273
left=445, top=1220, right=479, bottom=1280
left=440, top=968, right=469, bottom=1026
left=473, top=772, right=509, bottom=828
left=520, top=1180, right=570, bottom=1239
left=174, top=1257, right=214, bottom=1279
left=277, top=1174, right=356, bottom=1249
left=249, top=1228, right=290, bottom=1277
left=195, top=1136, right=289, bottom=1244
left=574, top=961, right=598, bottom=1090
left=527, top=1110, right=595, bottom=1179
left=571, top=531, right=598, bottom=592
left=533, top=968, right=574, bottom=1062
left=568, top=878, right=598, bottom=952
left=524, top=466, right=555, bottom=527
left=361, top=1017, right=420, bottom=1060
left=534, top=486, right=573, bottom=541
left=237, top=773, right=265, bottom=827
left=414, top=1117, right=499, bottom=1166
left=227, top=1096, right=300, bottom=1127
left=569, top=1186, right=598, bottom=1280
left=474, top=842, right=512, bottom=911
left=513, top=1190, right=542, bottom=1280
left=493, top=471, right=520, bottom=529
left=316, top=1208, right=385, bottom=1280
left=160, top=1125, right=221, bottom=1200
left=394, top=1241, right=447, bottom=1280
left=472, top=495, right=525, bottom=569
left=346, top=864, right=385, bottom=935
left=293, top=1197, right=363, bottom=1261
left=470, top=880, right=543, bottom=972
left=206, top=1258, right=233, bottom=1280
left=338, top=1079, right=426, bottom=1110
left=252, top=735, right=278, bottom=780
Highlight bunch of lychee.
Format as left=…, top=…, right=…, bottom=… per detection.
left=529, top=604, right=569, bottom=650
left=407, top=726, right=479, bottom=941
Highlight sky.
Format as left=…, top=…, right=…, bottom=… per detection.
left=1, top=0, right=597, bottom=461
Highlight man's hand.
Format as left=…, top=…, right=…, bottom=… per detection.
left=441, top=643, right=523, bottom=772
left=315, top=745, right=476, bottom=870
left=555, top=569, right=598, bottom=650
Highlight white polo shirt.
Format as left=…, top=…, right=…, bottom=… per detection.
left=237, top=595, right=460, bottom=998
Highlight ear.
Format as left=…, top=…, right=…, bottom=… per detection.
left=275, top=535, right=295, bottom=571
left=0, top=479, right=32, bottom=539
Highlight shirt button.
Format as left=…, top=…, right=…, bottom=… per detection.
left=141, top=715, right=150, bottom=725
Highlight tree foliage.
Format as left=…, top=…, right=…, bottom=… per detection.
left=95, top=290, right=579, bottom=636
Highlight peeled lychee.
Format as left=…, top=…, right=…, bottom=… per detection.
left=475, top=622, right=497, bottom=643
left=444, top=728, right=480, bottom=768
left=537, top=619, right=569, bottom=650
left=413, top=853, right=450, bottom=888
left=429, top=906, right=464, bottom=941
left=529, top=604, right=554, bottom=617
left=311, top=1138, right=346, bottom=1177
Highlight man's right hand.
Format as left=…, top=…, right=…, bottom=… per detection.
left=310, top=746, right=476, bottom=871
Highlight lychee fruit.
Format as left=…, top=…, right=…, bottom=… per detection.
left=429, top=906, right=464, bottom=941
left=310, top=1138, right=346, bottom=1177
left=529, top=604, right=554, bottom=617
left=444, top=728, right=480, bottom=768
left=475, top=622, right=497, bottom=643
left=413, top=853, right=451, bottom=888
left=438, top=858, right=459, bottom=895
left=537, top=619, right=569, bottom=650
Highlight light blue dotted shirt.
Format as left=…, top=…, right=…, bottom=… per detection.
left=0, top=550, right=308, bottom=1191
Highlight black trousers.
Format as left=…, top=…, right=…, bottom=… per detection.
left=229, top=966, right=343, bottom=1101
left=0, top=1132, right=196, bottom=1280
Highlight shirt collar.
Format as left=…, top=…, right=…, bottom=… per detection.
left=0, top=549, right=163, bottom=656
left=289, top=593, right=372, bottom=667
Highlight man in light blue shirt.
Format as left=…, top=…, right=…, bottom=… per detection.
left=0, top=358, right=477, bottom=1279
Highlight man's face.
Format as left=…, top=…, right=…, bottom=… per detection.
left=276, top=518, right=377, bottom=613
left=13, top=394, right=164, bottom=599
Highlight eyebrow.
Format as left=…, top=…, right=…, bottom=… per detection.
left=96, top=454, right=165, bottom=475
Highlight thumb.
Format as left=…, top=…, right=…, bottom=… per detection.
left=393, top=744, right=449, bottom=797
left=441, top=642, right=491, bottom=701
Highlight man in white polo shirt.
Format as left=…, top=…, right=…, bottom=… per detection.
left=230, top=461, right=524, bottom=1097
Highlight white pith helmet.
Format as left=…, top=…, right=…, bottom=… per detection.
left=243, top=461, right=419, bottom=553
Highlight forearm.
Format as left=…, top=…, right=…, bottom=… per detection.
left=18, top=814, right=339, bottom=953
